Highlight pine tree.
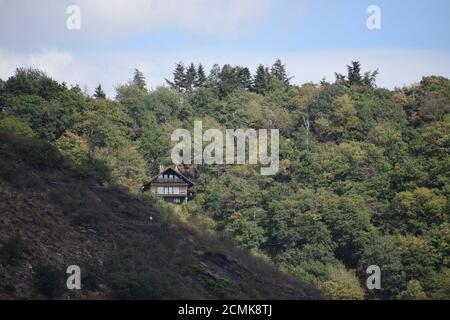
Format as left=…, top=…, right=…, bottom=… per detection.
left=236, top=66, right=253, bottom=90
left=362, top=69, right=379, bottom=88
left=218, top=64, right=240, bottom=98
left=132, top=69, right=147, bottom=90
left=347, top=61, right=362, bottom=86
left=253, top=64, right=271, bottom=94
left=185, top=63, right=197, bottom=92
left=270, top=59, right=290, bottom=86
left=208, top=64, right=221, bottom=87
left=93, top=84, right=106, bottom=99
left=195, top=64, right=207, bottom=87
left=170, top=62, right=186, bottom=92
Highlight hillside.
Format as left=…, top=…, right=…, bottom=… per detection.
left=0, top=63, right=449, bottom=300
left=0, top=132, right=321, bottom=299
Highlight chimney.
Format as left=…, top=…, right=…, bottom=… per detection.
left=159, top=164, right=165, bottom=173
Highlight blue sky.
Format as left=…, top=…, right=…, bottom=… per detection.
left=0, top=0, right=449, bottom=96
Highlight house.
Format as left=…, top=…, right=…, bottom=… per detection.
left=141, top=166, right=194, bottom=204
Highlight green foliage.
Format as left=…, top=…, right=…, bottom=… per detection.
left=93, top=84, right=106, bottom=99
left=185, top=265, right=235, bottom=299
left=137, top=124, right=170, bottom=174
left=392, top=188, right=447, bottom=235
left=397, top=280, right=428, bottom=300
left=321, top=264, right=365, bottom=300
left=0, top=116, right=34, bottom=137
left=132, top=69, right=147, bottom=91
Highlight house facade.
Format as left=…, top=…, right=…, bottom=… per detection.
left=141, top=166, right=194, bottom=204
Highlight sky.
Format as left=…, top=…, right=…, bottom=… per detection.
left=0, top=0, right=450, bottom=96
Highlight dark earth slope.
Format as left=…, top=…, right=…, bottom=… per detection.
left=0, top=132, right=321, bottom=299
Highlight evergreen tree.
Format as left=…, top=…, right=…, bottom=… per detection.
left=347, top=61, right=362, bottom=86
left=185, top=63, right=197, bottom=92
left=253, top=64, right=271, bottom=94
left=132, top=68, right=147, bottom=90
left=195, top=64, right=207, bottom=87
left=363, top=69, right=379, bottom=88
left=218, top=64, right=240, bottom=98
left=93, top=84, right=106, bottom=99
left=334, top=72, right=347, bottom=85
left=271, top=59, right=290, bottom=86
left=170, top=62, right=186, bottom=92
left=208, top=64, right=221, bottom=87
left=236, top=66, right=253, bottom=90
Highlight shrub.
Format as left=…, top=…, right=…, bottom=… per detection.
left=33, top=264, right=65, bottom=298
left=83, top=261, right=103, bottom=291
left=0, top=235, right=26, bottom=265
left=108, top=272, right=168, bottom=299
left=0, top=116, right=34, bottom=137
left=185, top=265, right=235, bottom=299
left=320, top=264, right=365, bottom=300
left=72, top=208, right=108, bottom=229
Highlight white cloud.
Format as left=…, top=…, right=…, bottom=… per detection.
left=0, top=0, right=276, bottom=48
left=78, top=0, right=274, bottom=35
left=0, top=48, right=73, bottom=80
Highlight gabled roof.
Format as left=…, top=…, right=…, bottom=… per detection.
left=146, top=167, right=194, bottom=187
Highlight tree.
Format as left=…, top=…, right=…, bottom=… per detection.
left=3, top=68, right=64, bottom=100
left=397, top=280, right=429, bottom=300
left=314, top=94, right=359, bottom=141
left=132, top=69, right=147, bottom=90
left=0, top=116, right=34, bottom=137
left=253, top=64, right=271, bottom=94
left=347, top=61, right=362, bottom=86
left=195, top=64, right=207, bottom=87
left=236, top=66, right=253, bottom=90
left=363, top=69, right=379, bottom=88
left=321, top=264, right=365, bottom=300
left=208, top=64, right=221, bottom=87
left=392, top=188, right=447, bottom=235
left=137, top=123, right=170, bottom=174
left=271, top=59, right=291, bottom=87
left=185, top=63, right=197, bottom=92
left=94, top=84, right=106, bottom=99
left=168, top=62, right=186, bottom=92
left=225, top=208, right=267, bottom=251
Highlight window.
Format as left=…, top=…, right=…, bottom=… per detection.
left=173, top=187, right=179, bottom=194
left=157, top=187, right=164, bottom=194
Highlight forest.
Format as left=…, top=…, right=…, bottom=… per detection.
left=0, top=60, right=449, bottom=299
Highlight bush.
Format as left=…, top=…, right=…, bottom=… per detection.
left=0, top=235, right=26, bottom=265
left=185, top=265, right=235, bottom=299
left=0, top=116, right=34, bottom=137
left=0, top=158, right=17, bottom=181
left=83, top=261, right=103, bottom=291
left=33, top=264, right=65, bottom=298
left=0, top=133, right=63, bottom=170
left=72, top=208, right=108, bottom=229
left=320, top=264, right=365, bottom=300
left=109, top=272, right=168, bottom=299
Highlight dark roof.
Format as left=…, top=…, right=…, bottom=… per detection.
left=146, top=167, right=194, bottom=187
